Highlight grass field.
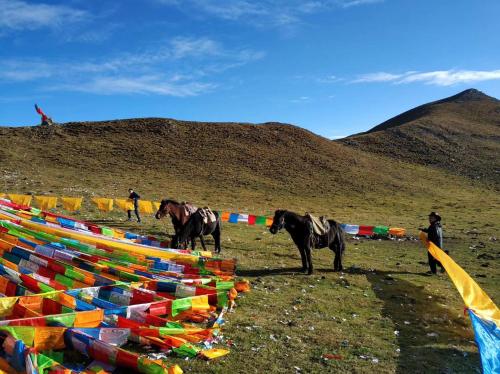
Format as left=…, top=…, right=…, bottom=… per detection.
left=70, top=202, right=499, bottom=374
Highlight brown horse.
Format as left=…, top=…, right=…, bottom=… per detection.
left=155, top=199, right=197, bottom=245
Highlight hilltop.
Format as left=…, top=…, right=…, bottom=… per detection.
left=0, top=90, right=498, bottom=231
left=341, top=89, right=500, bottom=184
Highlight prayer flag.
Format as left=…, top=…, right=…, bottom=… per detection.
left=91, top=198, right=113, bottom=213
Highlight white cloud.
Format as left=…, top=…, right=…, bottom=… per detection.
left=156, top=0, right=385, bottom=27
left=339, top=0, right=384, bottom=8
left=352, top=69, right=500, bottom=86
left=352, top=72, right=406, bottom=83
left=290, top=96, right=311, bottom=103
left=0, top=0, right=88, bottom=31
left=54, top=75, right=215, bottom=97
left=0, top=36, right=263, bottom=97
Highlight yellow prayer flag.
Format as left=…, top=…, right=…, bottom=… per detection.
left=34, top=196, right=58, bottom=210
left=201, top=348, right=230, bottom=360
left=115, top=199, right=134, bottom=211
left=153, top=201, right=161, bottom=211
left=191, top=295, right=210, bottom=311
left=8, top=194, right=32, bottom=206
left=61, top=197, right=83, bottom=212
left=91, top=198, right=114, bottom=212
left=420, top=232, right=500, bottom=326
left=0, top=297, right=18, bottom=317
left=138, top=200, right=153, bottom=214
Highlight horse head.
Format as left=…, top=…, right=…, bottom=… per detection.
left=269, top=209, right=287, bottom=234
left=155, top=199, right=170, bottom=219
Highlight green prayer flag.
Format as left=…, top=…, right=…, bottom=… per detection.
left=217, top=291, right=229, bottom=308
left=55, top=274, right=74, bottom=288
left=216, top=281, right=234, bottom=290
left=373, top=226, right=389, bottom=235
left=171, top=298, right=192, bottom=317
left=65, top=268, right=85, bottom=281
left=38, top=282, right=55, bottom=293
left=0, top=326, right=35, bottom=346
left=159, top=327, right=186, bottom=336
left=255, top=216, right=267, bottom=225
left=172, top=343, right=200, bottom=358
left=46, top=313, right=76, bottom=327
left=36, top=353, right=57, bottom=370
left=137, top=357, right=169, bottom=374
left=45, top=350, right=64, bottom=364
left=61, top=306, right=74, bottom=314
left=101, top=227, right=114, bottom=237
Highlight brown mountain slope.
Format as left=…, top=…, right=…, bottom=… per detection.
left=0, top=117, right=490, bottom=218
left=341, top=89, right=500, bottom=185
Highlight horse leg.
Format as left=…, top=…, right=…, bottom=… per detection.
left=212, top=224, right=221, bottom=254
left=199, top=235, right=207, bottom=251
left=332, top=244, right=340, bottom=272
left=338, top=241, right=344, bottom=272
left=304, top=244, right=313, bottom=275
left=191, top=235, right=196, bottom=251
left=297, top=245, right=308, bottom=273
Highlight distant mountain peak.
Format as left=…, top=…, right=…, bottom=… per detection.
left=445, top=88, right=498, bottom=103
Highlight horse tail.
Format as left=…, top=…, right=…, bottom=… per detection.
left=337, top=221, right=346, bottom=257
left=330, top=220, right=346, bottom=256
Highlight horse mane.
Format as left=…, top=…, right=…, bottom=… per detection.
left=161, top=198, right=180, bottom=205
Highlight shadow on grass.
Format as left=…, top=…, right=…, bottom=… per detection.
left=366, top=270, right=480, bottom=373
left=237, top=267, right=305, bottom=277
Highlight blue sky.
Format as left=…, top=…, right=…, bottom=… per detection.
left=1, top=0, right=499, bottom=138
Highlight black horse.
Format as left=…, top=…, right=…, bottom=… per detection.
left=269, top=210, right=345, bottom=274
left=172, top=209, right=222, bottom=253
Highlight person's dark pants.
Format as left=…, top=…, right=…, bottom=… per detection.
left=127, top=204, right=141, bottom=222
left=428, top=251, right=444, bottom=273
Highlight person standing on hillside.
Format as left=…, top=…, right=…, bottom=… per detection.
left=420, top=212, right=445, bottom=274
left=127, top=188, right=141, bottom=223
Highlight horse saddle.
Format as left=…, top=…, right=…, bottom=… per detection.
left=199, top=207, right=216, bottom=225
left=306, top=213, right=330, bottom=236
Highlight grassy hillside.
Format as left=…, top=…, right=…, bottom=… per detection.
left=341, top=89, right=500, bottom=185
left=0, top=116, right=498, bottom=235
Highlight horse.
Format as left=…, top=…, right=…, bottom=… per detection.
left=154, top=199, right=197, bottom=247
left=269, top=209, right=345, bottom=274
left=172, top=209, right=222, bottom=253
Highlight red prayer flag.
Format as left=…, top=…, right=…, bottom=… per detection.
left=358, top=225, right=375, bottom=236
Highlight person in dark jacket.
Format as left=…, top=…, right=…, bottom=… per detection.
left=421, top=212, right=445, bottom=274
left=127, top=188, right=141, bottom=223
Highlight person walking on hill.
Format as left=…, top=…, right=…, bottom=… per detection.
left=420, top=212, right=445, bottom=274
left=127, top=188, right=141, bottom=223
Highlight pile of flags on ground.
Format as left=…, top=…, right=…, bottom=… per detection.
left=0, top=198, right=250, bottom=373
left=1, top=193, right=406, bottom=238
left=420, top=233, right=500, bottom=373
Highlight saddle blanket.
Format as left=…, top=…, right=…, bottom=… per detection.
left=306, top=213, right=330, bottom=236
left=199, top=207, right=217, bottom=225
